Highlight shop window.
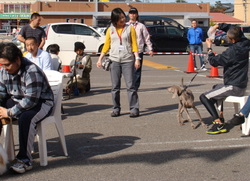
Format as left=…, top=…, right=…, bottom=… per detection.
left=3, top=4, right=30, bottom=13
left=198, top=21, right=204, bottom=26
left=14, top=4, right=21, bottom=13
left=21, top=4, right=30, bottom=13
left=4, top=5, right=8, bottom=13
left=81, top=19, right=85, bottom=24
left=9, top=4, right=14, bottom=13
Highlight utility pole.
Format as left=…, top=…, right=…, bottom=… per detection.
left=243, top=0, right=247, bottom=24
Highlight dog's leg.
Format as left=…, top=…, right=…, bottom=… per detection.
left=177, top=103, right=185, bottom=125
left=183, top=107, right=196, bottom=129
left=181, top=106, right=185, bottom=121
left=193, top=106, right=208, bottom=128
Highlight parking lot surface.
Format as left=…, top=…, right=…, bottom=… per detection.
left=1, top=45, right=250, bottom=180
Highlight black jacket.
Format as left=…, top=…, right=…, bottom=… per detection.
left=208, top=37, right=250, bottom=88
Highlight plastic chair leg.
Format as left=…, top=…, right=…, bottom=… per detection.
left=55, top=121, right=68, bottom=156
left=3, top=124, right=15, bottom=161
left=36, top=122, right=48, bottom=166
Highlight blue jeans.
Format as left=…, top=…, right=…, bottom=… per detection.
left=240, top=96, right=250, bottom=118
left=189, top=44, right=204, bottom=68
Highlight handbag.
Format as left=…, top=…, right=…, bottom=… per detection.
left=102, top=58, right=112, bottom=71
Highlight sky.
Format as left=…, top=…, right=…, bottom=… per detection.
left=147, top=0, right=234, bottom=5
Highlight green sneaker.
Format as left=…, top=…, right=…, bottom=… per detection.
left=206, top=122, right=227, bottom=134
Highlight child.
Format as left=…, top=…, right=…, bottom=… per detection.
left=67, top=42, right=92, bottom=94
left=46, top=44, right=62, bottom=71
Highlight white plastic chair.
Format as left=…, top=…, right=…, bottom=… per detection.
left=3, top=70, right=68, bottom=166
left=224, top=95, right=250, bottom=135
left=223, top=59, right=250, bottom=136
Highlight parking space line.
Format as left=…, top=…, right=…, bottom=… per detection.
left=143, top=59, right=178, bottom=69
left=80, top=137, right=246, bottom=149
left=193, top=144, right=250, bottom=150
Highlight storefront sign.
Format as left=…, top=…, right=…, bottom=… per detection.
left=0, top=14, right=30, bottom=19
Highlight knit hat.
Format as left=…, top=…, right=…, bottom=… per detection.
left=129, top=8, right=138, bottom=14
left=74, top=42, right=85, bottom=52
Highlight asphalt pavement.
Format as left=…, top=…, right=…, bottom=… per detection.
left=1, top=45, right=250, bottom=180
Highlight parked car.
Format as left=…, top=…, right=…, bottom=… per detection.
left=200, top=26, right=209, bottom=42
left=139, top=16, right=185, bottom=28
left=43, top=23, right=105, bottom=53
left=213, top=32, right=229, bottom=46
left=146, top=25, right=189, bottom=52
left=93, top=27, right=106, bottom=36
left=241, top=26, right=250, bottom=40
left=12, top=37, right=25, bottom=52
left=0, top=29, right=8, bottom=37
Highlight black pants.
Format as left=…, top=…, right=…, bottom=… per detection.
left=133, top=52, right=144, bottom=91
left=200, top=84, right=245, bottom=121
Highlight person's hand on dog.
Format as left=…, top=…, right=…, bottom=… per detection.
left=0, top=107, right=8, bottom=119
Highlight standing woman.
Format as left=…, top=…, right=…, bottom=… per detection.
left=97, top=8, right=140, bottom=118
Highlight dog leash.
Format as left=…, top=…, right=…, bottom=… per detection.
left=183, top=55, right=209, bottom=91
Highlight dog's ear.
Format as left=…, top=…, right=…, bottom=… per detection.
left=172, top=87, right=178, bottom=98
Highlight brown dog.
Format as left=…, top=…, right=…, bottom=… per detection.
left=167, top=79, right=207, bottom=129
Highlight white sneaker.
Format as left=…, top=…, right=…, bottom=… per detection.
left=194, top=67, right=197, bottom=71
left=201, top=67, right=207, bottom=71
left=10, top=159, right=32, bottom=174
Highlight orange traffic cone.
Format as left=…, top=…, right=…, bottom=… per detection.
left=206, top=66, right=222, bottom=78
left=62, top=65, right=71, bottom=73
left=185, top=51, right=197, bottom=74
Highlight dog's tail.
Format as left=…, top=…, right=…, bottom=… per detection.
left=181, top=77, right=184, bottom=87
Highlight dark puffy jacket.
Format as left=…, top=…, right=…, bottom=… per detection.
left=208, top=38, right=250, bottom=88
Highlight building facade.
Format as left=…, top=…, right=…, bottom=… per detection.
left=0, top=0, right=211, bottom=31
left=234, top=0, right=249, bottom=25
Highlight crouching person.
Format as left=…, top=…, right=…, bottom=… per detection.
left=0, top=43, right=54, bottom=174
left=67, top=42, right=92, bottom=94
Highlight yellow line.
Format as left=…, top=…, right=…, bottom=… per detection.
left=143, top=59, right=178, bottom=69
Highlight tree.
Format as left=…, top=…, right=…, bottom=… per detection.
left=210, top=1, right=227, bottom=13
left=176, top=0, right=187, bottom=3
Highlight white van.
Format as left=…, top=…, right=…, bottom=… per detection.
left=43, top=23, right=105, bottom=53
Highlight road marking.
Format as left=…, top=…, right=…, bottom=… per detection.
left=143, top=59, right=178, bottom=69
left=194, top=144, right=250, bottom=150
left=79, top=137, right=247, bottom=149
